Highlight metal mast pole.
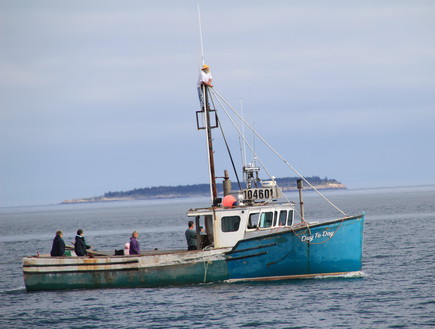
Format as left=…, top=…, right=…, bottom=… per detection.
left=198, top=5, right=217, bottom=203
left=204, top=87, right=218, bottom=201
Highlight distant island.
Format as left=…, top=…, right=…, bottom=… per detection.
left=61, top=176, right=346, bottom=204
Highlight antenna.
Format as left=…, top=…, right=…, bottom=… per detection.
left=240, top=98, right=247, bottom=167
left=197, top=4, right=205, bottom=66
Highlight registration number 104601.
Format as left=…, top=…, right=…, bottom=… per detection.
left=243, top=188, right=276, bottom=200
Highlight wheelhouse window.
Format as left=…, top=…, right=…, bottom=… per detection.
left=248, top=213, right=259, bottom=229
left=287, top=210, right=294, bottom=226
left=259, top=212, right=273, bottom=228
left=273, top=211, right=278, bottom=226
left=221, top=216, right=241, bottom=232
left=278, top=210, right=287, bottom=226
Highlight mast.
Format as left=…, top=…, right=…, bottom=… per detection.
left=204, top=87, right=218, bottom=201
left=198, top=5, right=205, bottom=66
left=197, top=5, right=218, bottom=203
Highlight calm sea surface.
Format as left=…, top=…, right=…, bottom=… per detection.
left=0, top=186, right=434, bottom=328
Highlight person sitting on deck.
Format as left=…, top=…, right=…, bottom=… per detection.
left=74, top=229, right=91, bottom=256
left=50, top=230, right=66, bottom=257
left=129, top=231, right=140, bottom=255
left=124, top=242, right=130, bottom=256
left=185, top=221, right=197, bottom=251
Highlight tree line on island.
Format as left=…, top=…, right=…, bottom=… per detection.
left=62, top=176, right=345, bottom=203
left=104, top=176, right=344, bottom=198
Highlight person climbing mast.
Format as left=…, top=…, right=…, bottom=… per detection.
left=197, top=64, right=213, bottom=109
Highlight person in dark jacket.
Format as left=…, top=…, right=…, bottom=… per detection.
left=75, top=229, right=91, bottom=256
left=50, top=230, right=66, bottom=256
left=129, top=231, right=140, bottom=255
left=185, top=221, right=197, bottom=251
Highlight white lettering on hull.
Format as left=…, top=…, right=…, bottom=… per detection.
left=300, top=230, right=334, bottom=242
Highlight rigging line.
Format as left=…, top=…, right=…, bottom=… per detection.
left=210, top=88, right=347, bottom=216
left=216, top=115, right=243, bottom=190
left=209, top=88, right=291, bottom=204
left=210, top=89, right=272, bottom=180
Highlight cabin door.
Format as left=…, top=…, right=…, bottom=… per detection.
left=196, top=215, right=214, bottom=249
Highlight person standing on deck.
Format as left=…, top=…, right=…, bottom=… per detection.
left=75, top=229, right=91, bottom=256
left=197, top=64, right=213, bottom=109
left=50, top=230, right=66, bottom=256
left=185, top=221, right=197, bottom=251
left=129, top=231, right=140, bottom=255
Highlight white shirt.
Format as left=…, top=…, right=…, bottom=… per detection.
left=197, top=70, right=212, bottom=87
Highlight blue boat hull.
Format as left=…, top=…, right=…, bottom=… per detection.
left=226, top=214, right=364, bottom=280
left=23, top=215, right=364, bottom=291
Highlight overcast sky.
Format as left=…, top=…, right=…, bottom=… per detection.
left=1, top=1, right=434, bottom=206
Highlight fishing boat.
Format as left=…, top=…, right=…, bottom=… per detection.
left=22, top=73, right=364, bottom=292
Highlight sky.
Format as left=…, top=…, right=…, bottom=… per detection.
left=1, top=1, right=434, bottom=207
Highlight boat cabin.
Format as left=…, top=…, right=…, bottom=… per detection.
left=187, top=202, right=298, bottom=249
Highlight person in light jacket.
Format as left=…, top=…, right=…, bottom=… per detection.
left=123, top=242, right=130, bottom=256
left=197, top=64, right=213, bottom=109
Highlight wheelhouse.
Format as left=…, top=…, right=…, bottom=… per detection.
left=187, top=202, right=297, bottom=249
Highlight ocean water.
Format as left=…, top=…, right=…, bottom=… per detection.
left=0, top=186, right=434, bottom=328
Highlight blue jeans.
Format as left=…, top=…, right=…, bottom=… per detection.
left=197, top=86, right=210, bottom=109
